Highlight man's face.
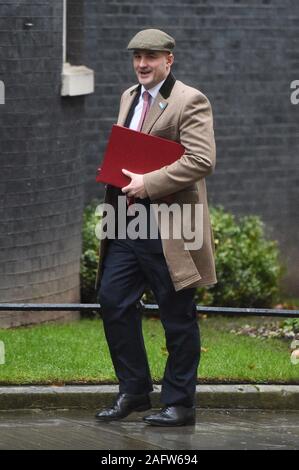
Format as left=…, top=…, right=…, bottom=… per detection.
left=133, top=50, right=174, bottom=89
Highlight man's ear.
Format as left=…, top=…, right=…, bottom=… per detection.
left=167, top=53, right=174, bottom=66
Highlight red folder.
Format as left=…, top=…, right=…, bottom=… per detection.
left=96, top=124, right=185, bottom=188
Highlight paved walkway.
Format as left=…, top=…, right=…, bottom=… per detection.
left=0, top=408, right=298, bottom=450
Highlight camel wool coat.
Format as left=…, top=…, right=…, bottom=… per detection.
left=95, top=72, right=217, bottom=292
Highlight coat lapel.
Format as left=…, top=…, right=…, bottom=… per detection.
left=141, top=95, right=168, bottom=133
left=117, top=85, right=140, bottom=126
left=142, top=72, right=176, bottom=133
left=118, top=72, right=176, bottom=131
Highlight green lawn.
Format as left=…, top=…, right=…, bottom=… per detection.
left=0, top=317, right=298, bottom=385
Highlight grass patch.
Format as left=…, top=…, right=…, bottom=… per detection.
left=0, top=318, right=298, bottom=385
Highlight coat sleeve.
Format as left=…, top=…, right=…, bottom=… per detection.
left=143, top=91, right=216, bottom=200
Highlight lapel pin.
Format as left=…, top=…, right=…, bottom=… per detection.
left=159, top=102, right=166, bottom=109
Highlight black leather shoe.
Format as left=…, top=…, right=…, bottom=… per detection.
left=95, top=393, right=152, bottom=421
left=143, top=406, right=196, bottom=426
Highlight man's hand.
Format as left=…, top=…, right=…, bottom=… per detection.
left=121, top=169, right=148, bottom=199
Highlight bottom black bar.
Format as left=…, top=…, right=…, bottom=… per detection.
left=0, top=450, right=292, bottom=464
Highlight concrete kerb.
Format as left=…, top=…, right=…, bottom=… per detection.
left=0, top=384, right=298, bottom=411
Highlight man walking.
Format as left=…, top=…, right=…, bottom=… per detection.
left=95, top=29, right=217, bottom=426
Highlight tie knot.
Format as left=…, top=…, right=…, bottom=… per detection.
left=142, top=90, right=150, bottom=102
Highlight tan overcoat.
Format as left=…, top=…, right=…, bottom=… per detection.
left=95, top=72, right=217, bottom=292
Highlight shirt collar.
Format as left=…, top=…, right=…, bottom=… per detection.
left=141, top=78, right=166, bottom=102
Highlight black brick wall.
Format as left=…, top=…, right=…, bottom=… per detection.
left=0, top=0, right=85, bottom=325
left=83, top=0, right=299, bottom=295
left=0, top=0, right=298, bottom=323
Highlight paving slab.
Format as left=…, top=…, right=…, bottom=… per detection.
left=0, top=408, right=298, bottom=450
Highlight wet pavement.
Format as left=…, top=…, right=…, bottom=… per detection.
left=0, top=408, right=298, bottom=450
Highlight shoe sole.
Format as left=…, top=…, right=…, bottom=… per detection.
left=143, top=418, right=195, bottom=427
left=95, top=403, right=152, bottom=421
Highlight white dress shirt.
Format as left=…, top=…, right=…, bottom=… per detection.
left=129, top=78, right=166, bottom=131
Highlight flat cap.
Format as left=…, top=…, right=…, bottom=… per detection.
left=127, top=29, right=175, bottom=52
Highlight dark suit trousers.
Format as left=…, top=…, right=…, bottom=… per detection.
left=97, top=237, right=200, bottom=408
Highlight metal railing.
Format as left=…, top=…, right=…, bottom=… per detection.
left=0, top=303, right=298, bottom=318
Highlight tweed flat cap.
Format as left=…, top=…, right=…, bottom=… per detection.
left=127, top=29, right=175, bottom=52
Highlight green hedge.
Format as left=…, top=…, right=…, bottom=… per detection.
left=196, top=207, right=284, bottom=307
left=80, top=201, right=284, bottom=307
left=80, top=201, right=100, bottom=303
